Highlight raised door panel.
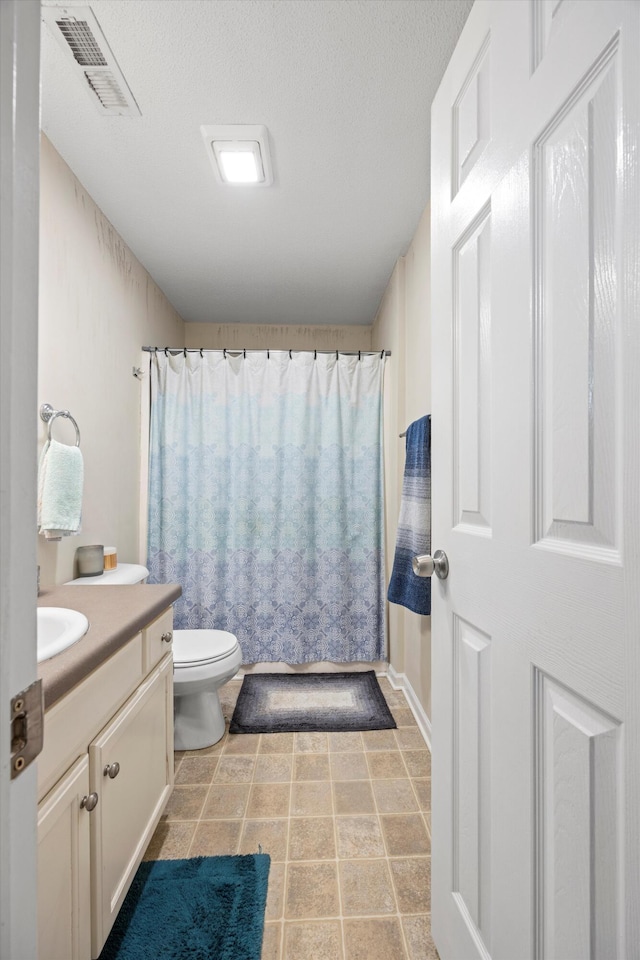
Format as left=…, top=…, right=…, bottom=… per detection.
left=452, top=616, right=492, bottom=953
left=533, top=41, right=620, bottom=561
left=453, top=209, right=492, bottom=535
left=534, top=671, right=621, bottom=959
left=89, top=655, right=173, bottom=957
left=452, top=34, right=491, bottom=197
left=37, top=756, right=91, bottom=960
left=531, top=0, right=570, bottom=72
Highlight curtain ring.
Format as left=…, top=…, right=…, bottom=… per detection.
left=164, top=347, right=168, bottom=356
left=154, top=346, right=158, bottom=353
left=336, top=350, right=339, bottom=360
left=267, top=349, right=270, bottom=359
left=358, top=350, right=361, bottom=361
left=184, top=348, right=187, bottom=357
left=381, top=349, right=384, bottom=359
left=224, top=348, right=227, bottom=359
left=200, top=348, right=203, bottom=358
left=314, top=349, right=317, bottom=360
left=289, top=349, right=292, bottom=359
left=244, top=348, right=246, bottom=359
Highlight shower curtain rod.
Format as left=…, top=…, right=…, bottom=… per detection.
left=142, top=346, right=391, bottom=357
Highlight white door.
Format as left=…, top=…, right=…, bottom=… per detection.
left=431, top=1, right=640, bottom=958
left=0, top=1, right=41, bottom=957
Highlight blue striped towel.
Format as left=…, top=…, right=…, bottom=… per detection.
left=387, top=415, right=431, bottom=615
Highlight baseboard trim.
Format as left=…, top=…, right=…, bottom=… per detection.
left=385, top=665, right=432, bottom=751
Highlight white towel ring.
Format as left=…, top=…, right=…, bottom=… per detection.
left=40, top=403, right=81, bottom=446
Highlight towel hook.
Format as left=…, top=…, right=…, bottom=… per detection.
left=40, top=404, right=81, bottom=446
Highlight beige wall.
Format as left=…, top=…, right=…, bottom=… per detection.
left=372, top=202, right=432, bottom=719
left=38, top=136, right=185, bottom=586
left=185, top=323, right=372, bottom=352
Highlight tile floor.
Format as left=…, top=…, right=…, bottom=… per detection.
left=144, top=675, right=438, bottom=960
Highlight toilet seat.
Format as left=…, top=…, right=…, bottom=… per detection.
left=173, top=629, right=239, bottom=668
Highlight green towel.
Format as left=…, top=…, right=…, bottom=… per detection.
left=37, top=439, right=84, bottom=539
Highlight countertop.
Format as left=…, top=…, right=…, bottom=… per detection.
left=37, top=583, right=182, bottom=709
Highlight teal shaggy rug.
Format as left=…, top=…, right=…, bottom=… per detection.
left=98, top=854, right=270, bottom=960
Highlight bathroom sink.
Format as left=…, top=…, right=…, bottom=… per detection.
left=37, top=607, right=89, bottom=663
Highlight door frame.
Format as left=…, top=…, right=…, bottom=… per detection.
left=0, top=0, right=41, bottom=955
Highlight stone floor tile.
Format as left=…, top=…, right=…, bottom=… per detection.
left=161, top=784, right=208, bottom=821
left=295, top=732, right=329, bottom=753
left=239, top=818, right=289, bottom=861
left=223, top=733, right=261, bottom=754
left=261, top=922, right=282, bottom=960
left=361, top=730, right=399, bottom=751
left=291, top=780, right=333, bottom=817
left=390, top=857, right=431, bottom=913
left=174, top=755, right=219, bottom=785
left=328, top=732, right=364, bottom=753
left=201, top=782, right=250, bottom=819
left=402, top=915, right=439, bottom=960
left=402, top=750, right=431, bottom=778
left=294, top=753, right=331, bottom=781
left=265, top=862, right=286, bottom=921
left=335, top=816, right=385, bottom=859
left=246, top=782, right=291, bottom=819
left=143, top=820, right=196, bottom=860
left=189, top=819, right=242, bottom=856
left=366, top=751, right=407, bottom=780
left=213, top=755, right=256, bottom=783
left=289, top=817, right=336, bottom=861
left=254, top=754, right=294, bottom=783
left=330, top=751, right=369, bottom=781
left=283, top=920, right=343, bottom=960
left=333, top=780, right=376, bottom=815
left=380, top=813, right=430, bottom=857
left=371, top=778, right=418, bottom=814
left=394, top=728, right=427, bottom=751
left=338, top=859, right=396, bottom=916
left=343, top=918, right=406, bottom=960
left=259, top=732, right=295, bottom=754
left=285, top=862, right=340, bottom=919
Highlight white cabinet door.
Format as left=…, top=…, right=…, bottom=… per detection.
left=38, top=756, right=91, bottom=960
left=431, top=1, right=640, bottom=958
left=89, top=655, right=173, bottom=958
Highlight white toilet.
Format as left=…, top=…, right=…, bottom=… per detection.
left=172, top=629, right=241, bottom=749
left=67, top=563, right=242, bottom=749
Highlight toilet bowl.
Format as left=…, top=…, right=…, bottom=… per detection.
left=67, top=563, right=242, bottom=750
left=172, top=629, right=242, bottom=750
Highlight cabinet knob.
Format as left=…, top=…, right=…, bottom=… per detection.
left=80, top=792, right=99, bottom=812
left=103, top=762, right=120, bottom=779
left=161, top=631, right=173, bottom=643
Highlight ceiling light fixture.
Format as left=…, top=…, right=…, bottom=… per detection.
left=201, top=125, right=273, bottom=186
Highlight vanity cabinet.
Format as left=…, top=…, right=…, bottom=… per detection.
left=37, top=607, right=175, bottom=960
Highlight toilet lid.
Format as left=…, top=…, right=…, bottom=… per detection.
left=173, top=629, right=238, bottom=667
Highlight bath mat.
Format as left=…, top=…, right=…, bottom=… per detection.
left=98, top=854, right=270, bottom=960
left=229, top=670, right=396, bottom=733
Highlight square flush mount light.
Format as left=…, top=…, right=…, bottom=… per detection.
left=201, top=124, right=273, bottom=186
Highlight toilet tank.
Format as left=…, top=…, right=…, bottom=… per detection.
left=65, top=563, right=149, bottom=585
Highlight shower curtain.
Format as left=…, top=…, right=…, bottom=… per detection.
left=147, top=350, right=385, bottom=664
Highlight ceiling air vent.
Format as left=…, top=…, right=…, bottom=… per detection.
left=42, top=5, right=141, bottom=116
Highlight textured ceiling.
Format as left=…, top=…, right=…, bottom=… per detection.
left=41, top=0, right=473, bottom=326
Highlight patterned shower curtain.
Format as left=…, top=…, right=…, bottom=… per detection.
left=147, top=350, right=386, bottom=664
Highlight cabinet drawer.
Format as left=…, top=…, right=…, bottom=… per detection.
left=142, top=607, right=173, bottom=673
